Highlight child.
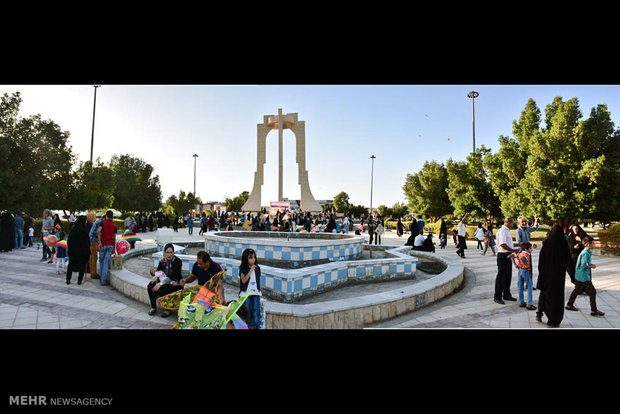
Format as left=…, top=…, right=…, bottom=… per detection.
left=565, top=236, right=605, bottom=316
left=27, top=226, right=34, bottom=247
left=511, top=242, right=536, bottom=310
left=239, top=248, right=262, bottom=329
left=55, top=231, right=68, bottom=275
left=482, top=225, right=496, bottom=256
left=474, top=224, right=485, bottom=250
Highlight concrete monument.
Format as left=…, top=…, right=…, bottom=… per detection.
left=242, top=109, right=322, bottom=213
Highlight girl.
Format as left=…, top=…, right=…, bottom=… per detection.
left=475, top=223, right=485, bottom=250
left=482, top=225, right=496, bottom=256
left=55, top=231, right=68, bottom=275
left=239, top=248, right=262, bottom=329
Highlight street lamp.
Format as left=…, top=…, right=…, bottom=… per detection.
left=467, top=91, right=479, bottom=153
left=90, top=85, right=101, bottom=163
left=370, top=155, right=376, bottom=217
left=369, top=155, right=376, bottom=255
left=193, top=154, right=198, bottom=196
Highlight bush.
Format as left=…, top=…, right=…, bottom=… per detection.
left=384, top=220, right=412, bottom=231
left=598, top=222, right=620, bottom=254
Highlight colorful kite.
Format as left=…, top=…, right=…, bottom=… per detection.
left=121, top=229, right=141, bottom=242
left=175, top=293, right=250, bottom=330
left=55, top=239, right=68, bottom=251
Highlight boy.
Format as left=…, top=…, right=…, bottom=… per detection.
left=511, top=242, right=536, bottom=310
left=565, top=236, right=605, bottom=316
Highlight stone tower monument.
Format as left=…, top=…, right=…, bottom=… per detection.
left=241, top=109, right=322, bottom=213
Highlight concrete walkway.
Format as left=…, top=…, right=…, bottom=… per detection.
left=1, top=228, right=619, bottom=329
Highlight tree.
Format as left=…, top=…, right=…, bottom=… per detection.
left=0, top=92, right=75, bottom=214
left=333, top=191, right=351, bottom=213
left=403, top=160, right=452, bottom=221
left=166, top=190, right=202, bottom=215
left=446, top=146, right=501, bottom=225
left=484, top=97, right=620, bottom=230
left=223, top=191, right=249, bottom=212
left=348, top=204, right=368, bottom=218
left=110, top=154, right=162, bottom=213
left=65, top=159, right=115, bottom=212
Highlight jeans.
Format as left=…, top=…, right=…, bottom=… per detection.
left=517, top=269, right=533, bottom=305
left=14, top=229, right=23, bottom=249
left=245, top=295, right=261, bottom=329
left=188, top=225, right=193, bottom=235
left=99, top=245, right=114, bottom=285
left=483, top=243, right=495, bottom=254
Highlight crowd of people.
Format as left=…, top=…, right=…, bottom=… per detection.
left=1, top=205, right=609, bottom=330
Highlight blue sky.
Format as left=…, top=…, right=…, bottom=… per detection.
left=2, top=84, right=620, bottom=209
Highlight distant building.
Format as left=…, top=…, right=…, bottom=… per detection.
left=198, top=201, right=223, bottom=214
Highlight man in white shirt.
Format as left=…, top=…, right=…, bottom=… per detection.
left=494, top=216, right=522, bottom=305
left=412, top=232, right=425, bottom=250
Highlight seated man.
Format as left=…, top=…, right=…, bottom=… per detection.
left=180, top=250, right=225, bottom=303
left=412, top=232, right=425, bottom=251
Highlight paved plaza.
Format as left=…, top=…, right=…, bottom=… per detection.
left=1, top=228, right=619, bottom=329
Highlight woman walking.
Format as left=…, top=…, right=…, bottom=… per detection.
left=536, top=223, right=571, bottom=327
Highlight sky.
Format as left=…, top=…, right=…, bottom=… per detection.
left=2, top=84, right=620, bottom=210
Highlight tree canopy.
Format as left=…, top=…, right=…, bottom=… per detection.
left=0, top=92, right=164, bottom=216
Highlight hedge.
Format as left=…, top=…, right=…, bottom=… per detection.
left=598, top=222, right=620, bottom=255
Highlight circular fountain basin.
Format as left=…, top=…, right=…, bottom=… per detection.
left=204, top=231, right=366, bottom=268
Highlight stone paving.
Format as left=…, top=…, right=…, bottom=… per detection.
left=1, top=227, right=618, bottom=329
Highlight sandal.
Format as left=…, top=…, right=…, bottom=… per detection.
left=161, top=310, right=171, bottom=318
left=148, top=308, right=157, bottom=316
left=565, top=305, right=578, bottom=311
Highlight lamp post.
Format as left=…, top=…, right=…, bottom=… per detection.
left=467, top=91, right=479, bottom=153
left=370, top=155, right=376, bottom=255
left=193, top=154, right=198, bottom=196
left=90, top=85, right=101, bottom=163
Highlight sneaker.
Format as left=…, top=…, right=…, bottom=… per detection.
left=591, top=310, right=605, bottom=316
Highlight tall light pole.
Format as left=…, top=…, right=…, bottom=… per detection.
left=369, top=155, right=376, bottom=255
left=370, top=155, right=376, bottom=218
left=193, top=154, right=198, bottom=196
left=467, top=91, right=479, bottom=153
left=90, top=85, right=101, bottom=163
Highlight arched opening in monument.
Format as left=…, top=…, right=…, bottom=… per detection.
left=262, top=129, right=300, bottom=207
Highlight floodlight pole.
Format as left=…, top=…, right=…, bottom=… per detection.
left=90, top=85, right=101, bottom=163
left=467, top=91, right=479, bottom=153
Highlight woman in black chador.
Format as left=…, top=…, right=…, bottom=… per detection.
left=405, top=220, right=420, bottom=246
left=566, top=224, right=589, bottom=286
left=536, top=223, right=571, bottom=327
left=66, top=216, right=91, bottom=285
left=0, top=211, right=16, bottom=252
